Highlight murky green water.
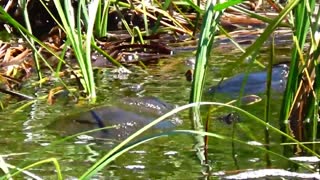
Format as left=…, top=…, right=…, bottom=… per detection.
left=0, top=37, right=316, bottom=179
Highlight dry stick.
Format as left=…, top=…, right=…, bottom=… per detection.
left=0, top=88, right=34, bottom=100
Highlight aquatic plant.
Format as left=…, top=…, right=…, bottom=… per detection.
left=279, top=0, right=320, bottom=152
left=52, top=0, right=98, bottom=100
left=191, top=0, right=320, bottom=173
left=189, top=0, right=223, bottom=166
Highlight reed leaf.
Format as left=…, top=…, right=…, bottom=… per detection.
left=239, top=0, right=299, bottom=64
left=9, top=158, right=62, bottom=180
left=189, top=0, right=223, bottom=165
left=279, top=0, right=315, bottom=142
left=53, top=0, right=97, bottom=99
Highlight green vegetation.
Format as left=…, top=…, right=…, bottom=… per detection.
left=0, top=0, right=320, bottom=179
left=53, top=0, right=98, bottom=100
left=279, top=0, right=319, bottom=147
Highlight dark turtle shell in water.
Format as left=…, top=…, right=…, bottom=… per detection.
left=210, top=64, right=288, bottom=123
left=49, top=97, right=181, bottom=140
left=209, top=64, right=289, bottom=95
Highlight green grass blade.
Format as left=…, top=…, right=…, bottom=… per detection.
left=9, top=158, right=63, bottom=180
left=84, top=0, right=99, bottom=99
left=95, top=0, right=110, bottom=37
left=238, top=0, right=299, bottom=64
left=189, top=0, right=223, bottom=165
left=214, top=0, right=244, bottom=11
left=79, top=101, right=320, bottom=179
left=279, top=0, right=314, bottom=140
left=53, top=0, right=97, bottom=99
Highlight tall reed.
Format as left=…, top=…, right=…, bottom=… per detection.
left=53, top=0, right=98, bottom=100
left=279, top=0, right=319, bottom=152
left=188, top=0, right=224, bottom=164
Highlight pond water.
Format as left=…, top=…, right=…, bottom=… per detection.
left=0, top=33, right=318, bottom=179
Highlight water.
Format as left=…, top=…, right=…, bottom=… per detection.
left=0, top=40, right=317, bottom=179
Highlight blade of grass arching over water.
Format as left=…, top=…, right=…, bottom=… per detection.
left=9, top=158, right=63, bottom=180
left=189, top=0, right=222, bottom=164
left=79, top=103, right=213, bottom=179
left=79, top=130, right=314, bottom=178
left=79, top=102, right=319, bottom=179
left=5, top=125, right=118, bottom=178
